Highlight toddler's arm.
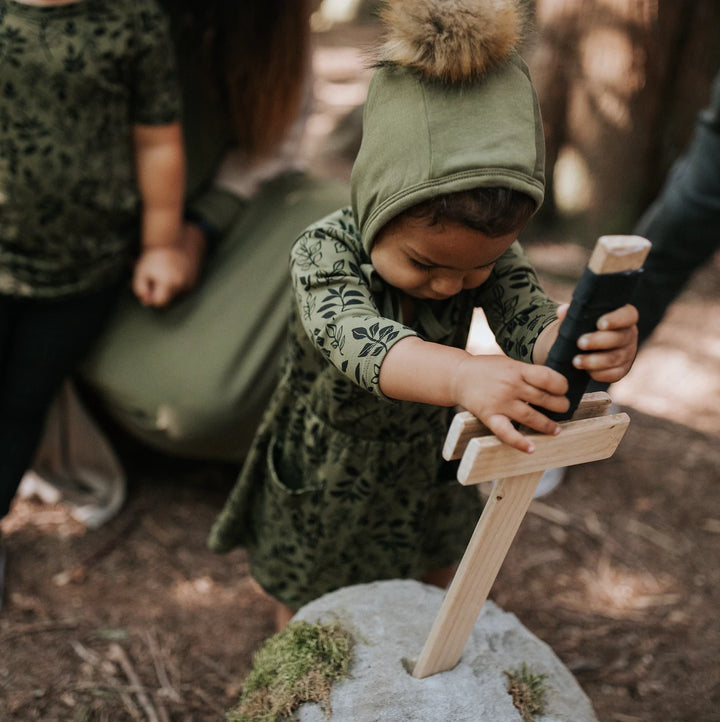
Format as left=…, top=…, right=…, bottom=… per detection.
left=379, top=338, right=569, bottom=452
left=132, top=122, right=189, bottom=307
left=379, top=301, right=639, bottom=452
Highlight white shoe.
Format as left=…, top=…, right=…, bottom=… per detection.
left=18, top=471, right=62, bottom=505
left=533, top=467, right=565, bottom=499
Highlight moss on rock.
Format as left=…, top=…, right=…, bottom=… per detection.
left=504, top=663, right=549, bottom=722
left=228, top=621, right=354, bottom=722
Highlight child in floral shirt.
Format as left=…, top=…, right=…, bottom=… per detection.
left=0, top=0, right=190, bottom=603
left=209, top=0, right=639, bottom=627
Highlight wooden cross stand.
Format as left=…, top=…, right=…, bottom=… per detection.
left=412, top=235, right=651, bottom=679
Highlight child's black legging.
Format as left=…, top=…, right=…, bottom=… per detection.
left=0, top=283, right=121, bottom=519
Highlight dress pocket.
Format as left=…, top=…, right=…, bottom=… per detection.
left=266, top=434, right=325, bottom=496
left=255, top=435, right=326, bottom=552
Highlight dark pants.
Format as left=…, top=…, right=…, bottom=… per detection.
left=588, top=70, right=720, bottom=395
left=632, top=69, right=720, bottom=345
left=0, top=283, right=121, bottom=518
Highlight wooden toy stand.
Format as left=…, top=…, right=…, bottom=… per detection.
left=412, top=233, right=651, bottom=679
left=412, top=392, right=629, bottom=678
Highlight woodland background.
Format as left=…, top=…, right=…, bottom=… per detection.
left=2, top=2, right=720, bottom=721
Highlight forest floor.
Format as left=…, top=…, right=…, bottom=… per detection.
left=2, top=17, right=720, bottom=722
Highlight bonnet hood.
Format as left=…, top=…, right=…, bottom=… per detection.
left=351, top=0, right=545, bottom=253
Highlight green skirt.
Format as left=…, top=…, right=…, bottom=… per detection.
left=208, top=383, right=484, bottom=611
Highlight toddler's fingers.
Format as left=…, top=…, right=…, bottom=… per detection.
left=135, top=275, right=175, bottom=307
left=587, top=365, right=628, bottom=384
left=510, top=401, right=562, bottom=437
left=555, top=303, right=570, bottom=322
left=521, top=364, right=569, bottom=395
left=485, top=414, right=536, bottom=453
left=573, top=346, right=633, bottom=372
left=596, top=303, right=639, bottom=330
left=523, top=384, right=570, bottom=415
left=577, top=327, right=637, bottom=352
left=146, top=282, right=176, bottom=308
left=155, top=281, right=173, bottom=305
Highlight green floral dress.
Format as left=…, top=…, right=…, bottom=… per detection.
left=0, top=0, right=180, bottom=297
left=208, top=208, right=557, bottom=610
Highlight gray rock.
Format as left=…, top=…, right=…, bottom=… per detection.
left=294, top=580, right=598, bottom=722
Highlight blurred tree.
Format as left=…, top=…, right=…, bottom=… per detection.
left=525, top=0, right=720, bottom=240
left=315, top=0, right=720, bottom=241
left=314, top=0, right=383, bottom=26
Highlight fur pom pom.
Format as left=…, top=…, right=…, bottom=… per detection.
left=377, top=0, right=524, bottom=83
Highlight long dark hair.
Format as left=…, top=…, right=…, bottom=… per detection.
left=184, top=0, right=313, bottom=159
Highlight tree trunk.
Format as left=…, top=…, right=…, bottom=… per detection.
left=526, top=0, right=720, bottom=241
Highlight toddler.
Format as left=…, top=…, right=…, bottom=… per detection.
left=208, top=0, right=639, bottom=626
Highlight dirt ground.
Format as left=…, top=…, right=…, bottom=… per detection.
left=3, top=18, right=720, bottom=722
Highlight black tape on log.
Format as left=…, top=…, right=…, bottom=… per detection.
left=542, top=267, right=642, bottom=421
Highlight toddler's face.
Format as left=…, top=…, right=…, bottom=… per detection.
left=370, top=215, right=517, bottom=301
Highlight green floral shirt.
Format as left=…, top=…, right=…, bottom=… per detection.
left=291, top=207, right=558, bottom=398
left=0, top=0, right=180, bottom=297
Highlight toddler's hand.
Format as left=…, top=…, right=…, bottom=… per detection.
left=453, top=355, right=569, bottom=453
left=569, top=303, right=639, bottom=383
left=132, top=246, right=194, bottom=307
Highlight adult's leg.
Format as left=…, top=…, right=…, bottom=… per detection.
left=0, top=286, right=121, bottom=519
left=80, top=173, right=349, bottom=461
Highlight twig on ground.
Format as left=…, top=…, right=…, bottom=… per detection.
left=626, top=518, right=685, bottom=555
left=71, top=640, right=143, bottom=720
left=0, top=618, right=79, bottom=643
left=527, top=502, right=636, bottom=565
left=528, top=500, right=571, bottom=526
left=108, top=642, right=160, bottom=722
left=144, top=629, right=183, bottom=704
left=152, top=693, right=171, bottom=722
left=192, top=686, right=230, bottom=717
left=200, top=654, right=235, bottom=682
left=53, top=514, right=142, bottom=586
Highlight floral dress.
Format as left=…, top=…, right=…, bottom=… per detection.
left=208, top=207, right=557, bottom=610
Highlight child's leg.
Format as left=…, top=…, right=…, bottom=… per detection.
left=421, top=563, right=459, bottom=589
left=247, top=575, right=296, bottom=632
left=275, top=602, right=295, bottom=631
left=0, top=286, right=121, bottom=521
